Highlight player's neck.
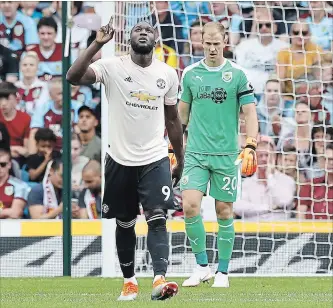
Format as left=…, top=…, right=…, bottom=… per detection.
left=41, top=43, right=56, bottom=52
left=130, top=50, right=153, bottom=68
left=204, top=57, right=225, bottom=68
left=296, top=125, right=310, bottom=137
left=23, top=76, right=35, bottom=87
left=2, top=109, right=16, bottom=121
left=259, top=35, right=273, bottom=46
left=0, top=175, right=9, bottom=187
left=5, top=16, right=15, bottom=25
left=79, top=130, right=95, bottom=144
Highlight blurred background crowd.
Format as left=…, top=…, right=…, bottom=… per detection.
left=0, top=1, right=332, bottom=221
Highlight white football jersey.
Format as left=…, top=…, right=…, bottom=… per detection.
left=89, top=55, right=179, bottom=166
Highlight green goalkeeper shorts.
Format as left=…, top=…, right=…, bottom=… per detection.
left=180, top=152, right=241, bottom=203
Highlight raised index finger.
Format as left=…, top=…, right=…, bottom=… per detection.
left=108, top=16, right=113, bottom=27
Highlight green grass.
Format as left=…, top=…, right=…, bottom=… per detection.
left=0, top=277, right=332, bottom=308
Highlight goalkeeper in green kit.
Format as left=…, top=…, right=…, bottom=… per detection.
left=178, top=22, right=258, bottom=288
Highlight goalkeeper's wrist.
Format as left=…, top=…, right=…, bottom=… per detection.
left=245, top=137, right=257, bottom=150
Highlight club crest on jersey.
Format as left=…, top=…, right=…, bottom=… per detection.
left=156, top=78, right=166, bottom=89
left=130, top=91, right=157, bottom=102
left=5, top=186, right=14, bottom=196
left=102, top=204, right=109, bottom=214
left=181, top=175, right=189, bottom=185
left=222, top=71, right=232, bottom=82
left=14, top=24, right=23, bottom=36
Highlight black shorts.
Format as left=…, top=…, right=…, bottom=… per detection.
left=102, top=154, right=175, bottom=220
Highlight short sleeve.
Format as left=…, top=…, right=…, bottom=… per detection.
left=14, top=181, right=30, bottom=201
left=164, top=68, right=179, bottom=106
left=26, top=154, right=41, bottom=171
left=89, top=58, right=116, bottom=84
left=237, top=70, right=255, bottom=105
left=24, top=114, right=31, bottom=138
left=27, top=184, right=44, bottom=206
left=178, top=70, right=192, bottom=104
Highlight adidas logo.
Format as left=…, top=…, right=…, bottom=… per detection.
left=124, top=76, right=133, bottom=82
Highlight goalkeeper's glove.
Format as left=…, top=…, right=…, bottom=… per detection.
left=237, top=137, right=257, bottom=176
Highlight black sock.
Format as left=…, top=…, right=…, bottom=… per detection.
left=116, top=220, right=136, bottom=279
left=146, top=217, right=169, bottom=277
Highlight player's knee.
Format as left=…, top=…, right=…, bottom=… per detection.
left=182, top=191, right=201, bottom=218
left=215, top=201, right=233, bottom=219
left=116, top=217, right=136, bottom=231
left=144, top=209, right=167, bottom=231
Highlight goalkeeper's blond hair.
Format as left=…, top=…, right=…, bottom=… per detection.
left=202, top=22, right=226, bottom=38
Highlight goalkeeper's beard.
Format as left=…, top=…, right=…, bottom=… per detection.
left=131, top=40, right=154, bottom=55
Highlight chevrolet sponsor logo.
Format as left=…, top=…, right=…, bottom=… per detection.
left=130, top=91, right=157, bottom=102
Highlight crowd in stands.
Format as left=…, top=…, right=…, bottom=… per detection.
left=0, top=1, right=332, bottom=220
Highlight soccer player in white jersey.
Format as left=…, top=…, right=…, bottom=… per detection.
left=67, top=17, right=184, bottom=301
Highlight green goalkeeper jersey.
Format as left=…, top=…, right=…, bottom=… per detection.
left=179, top=59, right=255, bottom=155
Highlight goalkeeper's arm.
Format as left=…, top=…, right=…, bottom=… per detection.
left=238, top=103, right=259, bottom=176
left=178, top=100, right=190, bottom=134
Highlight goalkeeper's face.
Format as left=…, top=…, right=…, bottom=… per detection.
left=202, top=31, right=226, bottom=63
left=130, top=22, right=155, bottom=55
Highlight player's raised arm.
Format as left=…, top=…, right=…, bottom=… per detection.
left=66, top=16, right=115, bottom=85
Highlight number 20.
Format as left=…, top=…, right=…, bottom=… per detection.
left=162, top=186, right=170, bottom=201
left=222, top=176, right=237, bottom=191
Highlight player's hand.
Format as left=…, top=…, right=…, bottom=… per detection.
left=236, top=137, right=257, bottom=177
left=96, top=16, right=115, bottom=45
left=172, top=162, right=184, bottom=186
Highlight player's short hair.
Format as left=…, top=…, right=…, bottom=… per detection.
left=282, top=145, right=297, bottom=154
left=48, top=78, right=62, bottom=92
left=37, top=17, right=58, bottom=32
left=21, top=51, right=40, bottom=64
left=202, top=22, right=225, bottom=38
left=265, top=74, right=279, bottom=85
left=83, top=159, right=101, bottom=174
left=50, top=157, right=62, bottom=171
left=0, top=82, right=17, bottom=99
left=0, top=147, right=11, bottom=159
left=326, top=143, right=333, bottom=151
left=35, top=128, right=57, bottom=143
left=130, top=20, right=154, bottom=37
left=71, top=133, right=82, bottom=144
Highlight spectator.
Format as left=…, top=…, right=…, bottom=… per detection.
left=294, top=75, right=331, bottom=124
left=71, top=85, right=93, bottom=109
left=27, top=17, right=62, bottom=80
left=233, top=135, right=296, bottom=220
left=28, top=158, right=81, bottom=219
left=278, top=101, right=313, bottom=175
left=151, top=1, right=184, bottom=54
left=276, top=145, right=306, bottom=184
left=0, top=147, right=30, bottom=219
left=257, top=77, right=294, bottom=144
left=308, top=125, right=333, bottom=179
left=26, top=128, right=60, bottom=183
left=71, top=133, right=89, bottom=197
left=0, top=81, right=30, bottom=166
left=277, top=20, right=323, bottom=99
left=78, top=160, right=101, bottom=219
left=77, top=106, right=101, bottom=162
left=234, top=9, right=289, bottom=95
left=15, top=51, right=50, bottom=116
left=0, top=1, right=38, bottom=57
left=181, top=20, right=205, bottom=67
left=297, top=143, right=333, bottom=220
left=19, top=1, right=43, bottom=23
left=0, top=43, right=19, bottom=82
left=302, top=1, right=333, bottom=51
left=29, top=79, right=82, bottom=153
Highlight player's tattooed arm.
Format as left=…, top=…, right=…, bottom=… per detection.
left=242, top=103, right=258, bottom=141
left=178, top=100, right=191, bottom=134
left=165, top=104, right=184, bottom=182
left=66, top=16, right=115, bottom=85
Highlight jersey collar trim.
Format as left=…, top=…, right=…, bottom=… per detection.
left=200, top=58, right=227, bottom=71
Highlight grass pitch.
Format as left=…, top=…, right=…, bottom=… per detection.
left=0, top=277, right=332, bottom=308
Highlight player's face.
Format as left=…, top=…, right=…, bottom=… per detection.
left=325, top=149, right=333, bottom=173
left=0, top=2, right=19, bottom=18
left=38, top=26, right=57, bottom=49
left=78, top=111, right=97, bottom=133
left=291, top=23, right=310, bottom=48
left=82, top=170, right=101, bottom=192
left=130, top=22, right=155, bottom=55
left=295, top=103, right=311, bottom=125
left=202, top=31, right=226, bottom=63
left=71, top=140, right=82, bottom=161
left=50, top=165, right=63, bottom=189
left=265, top=81, right=280, bottom=107
left=0, top=94, right=16, bottom=115
left=50, top=85, right=63, bottom=106
left=257, top=142, right=274, bottom=169
left=20, top=56, right=38, bottom=78
left=37, top=140, right=54, bottom=156
left=282, top=153, right=297, bottom=176
left=0, top=153, right=11, bottom=180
